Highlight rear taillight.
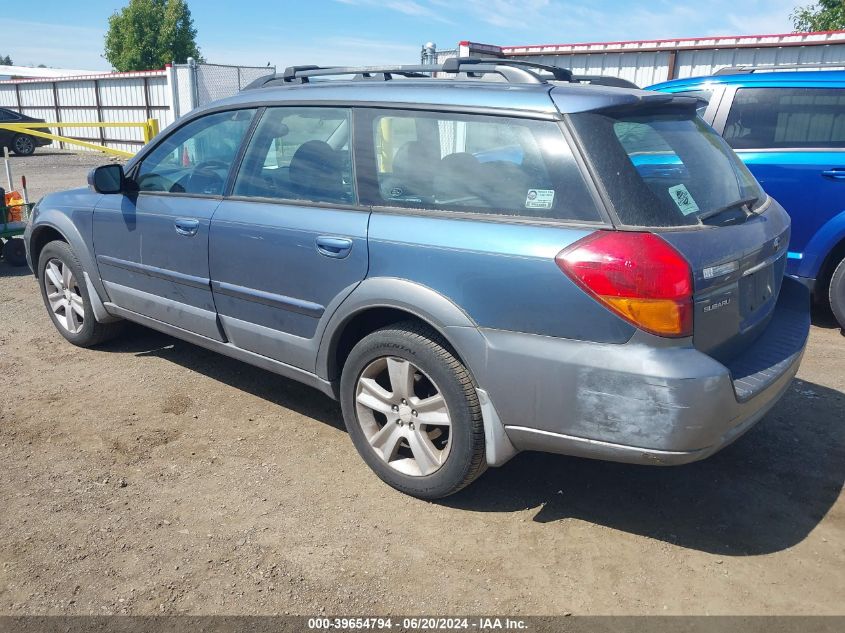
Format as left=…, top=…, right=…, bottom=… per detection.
left=555, top=231, right=693, bottom=338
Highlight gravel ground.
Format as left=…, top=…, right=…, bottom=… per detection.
left=1, top=151, right=843, bottom=616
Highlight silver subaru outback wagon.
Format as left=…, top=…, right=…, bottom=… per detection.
left=24, top=59, right=810, bottom=499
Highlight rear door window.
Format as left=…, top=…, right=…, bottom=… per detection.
left=569, top=107, right=765, bottom=227
left=358, top=110, right=602, bottom=222
left=232, top=107, right=353, bottom=204
left=723, top=87, right=845, bottom=149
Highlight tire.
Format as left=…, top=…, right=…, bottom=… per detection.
left=340, top=321, right=486, bottom=499
left=829, top=256, right=845, bottom=330
left=37, top=240, right=124, bottom=347
left=3, top=237, right=27, bottom=266
left=11, top=134, right=36, bottom=156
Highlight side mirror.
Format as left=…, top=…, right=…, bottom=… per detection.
left=88, top=164, right=126, bottom=194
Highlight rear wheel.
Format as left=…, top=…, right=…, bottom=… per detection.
left=340, top=322, right=486, bottom=499
left=3, top=237, right=27, bottom=266
left=11, top=134, right=36, bottom=156
left=829, top=256, right=845, bottom=330
left=37, top=240, right=124, bottom=346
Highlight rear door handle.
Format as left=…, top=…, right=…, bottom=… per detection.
left=174, top=218, right=200, bottom=236
left=822, top=168, right=845, bottom=180
left=316, top=236, right=353, bottom=259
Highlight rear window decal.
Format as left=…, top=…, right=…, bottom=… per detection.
left=668, top=184, right=700, bottom=216
left=525, top=189, right=555, bottom=210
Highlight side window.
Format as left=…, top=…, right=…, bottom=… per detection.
left=136, top=109, right=257, bottom=195
left=232, top=107, right=353, bottom=204
left=673, top=89, right=712, bottom=118
left=724, top=87, right=845, bottom=149
left=363, top=110, right=601, bottom=222
left=0, top=108, right=21, bottom=121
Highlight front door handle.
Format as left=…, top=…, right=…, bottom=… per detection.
left=174, top=218, right=200, bottom=236
left=316, top=236, right=353, bottom=259
left=822, top=168, right=845, bottom=180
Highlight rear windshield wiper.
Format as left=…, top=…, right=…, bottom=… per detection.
left=697, top=196, right=759, bottom=222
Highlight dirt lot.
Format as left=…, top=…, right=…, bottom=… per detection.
left=1, top=151, right=844, bottom=616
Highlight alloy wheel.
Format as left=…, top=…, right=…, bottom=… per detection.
left=44, top=258, right=85, bottom=334
left=355, top=356, right=452, bottom=477
left=14, top=135, right=34, bottom=155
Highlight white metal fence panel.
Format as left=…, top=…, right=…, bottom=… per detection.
left=0, top=62, right=269, bottom=154
left=0, top=70, right=168, bottom=152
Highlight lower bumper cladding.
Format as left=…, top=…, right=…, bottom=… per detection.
left=478, top=278, right=810, bottom=466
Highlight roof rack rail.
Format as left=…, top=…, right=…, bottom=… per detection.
left=714, top=61, right=845, bottom=75
left=241, top=57, right=578, bottom=89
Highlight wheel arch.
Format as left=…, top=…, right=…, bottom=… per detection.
left=802, top=210, right=845, bottom=301
left=28, top=224, right=67, bottom=274
left=317, top=277, right=518, bottom=467
left=28, top=211, right=116, bottom=323
left=317, top=278, right=486, bottom=386
left=816, top=234, right=845, bottom=300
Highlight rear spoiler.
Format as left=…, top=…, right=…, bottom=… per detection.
left=590, top=93, right=703, bottom=114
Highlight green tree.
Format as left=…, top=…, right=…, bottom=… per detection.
left=791, top=0, right=845, bottom=31
left=104, top=0, right=202, bottom=71
left=0, top=55, right=13, bottom=65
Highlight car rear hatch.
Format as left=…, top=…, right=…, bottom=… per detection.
left=565, top=97, right=791, bottom=363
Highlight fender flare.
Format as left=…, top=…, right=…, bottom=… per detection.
left=28, top=211, right=118, bottom=323
left=316, top=277, right=481, bottom=378
left=798, top=207, right=845, bottom=280
left=316, top=277, right=517, bottom=467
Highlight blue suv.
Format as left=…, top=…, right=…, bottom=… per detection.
left=24, top=60, right=809, bottom=498
left=650, top=69, right=845, bottom=328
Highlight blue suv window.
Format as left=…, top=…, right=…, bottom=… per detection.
left=136, top=109, right=257, bottom=195
left=724, top=88, right=845, bottom=149
left=232, top=107, right=354, bottom=204
left=360, top=110, right=601, bottom=222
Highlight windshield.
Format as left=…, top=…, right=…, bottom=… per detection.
left=569, top=107, right=765, bottom=227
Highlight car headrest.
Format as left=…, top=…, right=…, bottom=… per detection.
left=434, top=152, right=482, bottom=203
left=289, top=140, right=342, bottom=200
left=391, top=141, right=437, bottom=197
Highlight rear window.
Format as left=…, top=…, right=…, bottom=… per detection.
left=724, top=87, right=845, bottom=149
left=569, top=107, right=765, bottom=227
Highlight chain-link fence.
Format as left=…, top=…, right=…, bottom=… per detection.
left=193, top=63, right=276, bottom=107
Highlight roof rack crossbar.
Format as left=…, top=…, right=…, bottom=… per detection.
left=454, top=58, right=574, bottom=82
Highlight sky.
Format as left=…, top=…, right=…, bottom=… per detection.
left=5, top=0, right=802, bottom=71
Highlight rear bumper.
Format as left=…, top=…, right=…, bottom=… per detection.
left=478, top=277, right=810, bottom=465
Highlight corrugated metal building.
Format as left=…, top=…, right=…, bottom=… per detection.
left=446, top=30, right=845, bottom=87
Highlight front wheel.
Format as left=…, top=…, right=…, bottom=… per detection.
left=37, top=240, right=124, bottom=347
left=829, top=256, right=845, bottom=330
left=340, top=322, right=486, bottom=499
left=11, top=134, right=36, bottom=156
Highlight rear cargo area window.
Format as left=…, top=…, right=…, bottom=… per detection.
left=362, top=111, right=602, bottom=222
left=569, top=108, right=765, bottom=227
left=724, top=87, right=845, bottom=149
